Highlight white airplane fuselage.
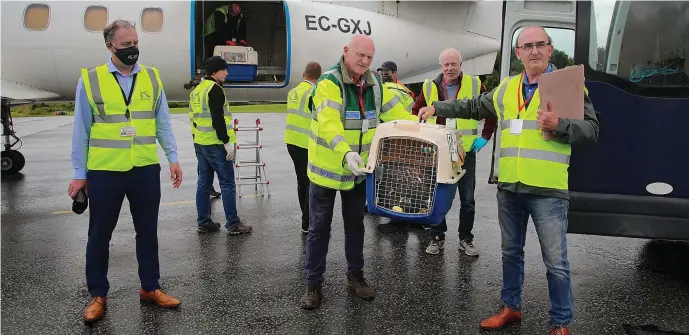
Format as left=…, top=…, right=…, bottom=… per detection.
left=1, top=0, right=502, bottom=103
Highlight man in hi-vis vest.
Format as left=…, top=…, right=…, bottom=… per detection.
left=412, top=48, right=497, bottom=257
left=300, top=35, right=419, bottom=310
left=284, top=62, right=322, bottom=234
left=419, top=26, right=600, bottom=335
left=189, top=56, right=252, bottom=236
left=68, top=19, right=183, bottom=324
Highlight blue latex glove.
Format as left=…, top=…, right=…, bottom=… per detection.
left=470, top=137, right=489, bottom=152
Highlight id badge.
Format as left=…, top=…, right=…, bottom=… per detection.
left=509, top=119, right=523, bottom=135
left=446, top=118, right=457, bottom=129
left=362, top=119, right=369, bottom=133
left=120, top=126, right=137, bottom=137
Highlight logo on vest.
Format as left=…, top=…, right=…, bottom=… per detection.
left=140, top=90, right=151, bottom=100
left=288, top=90, right=299, bottom=104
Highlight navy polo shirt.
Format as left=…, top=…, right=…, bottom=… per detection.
left=522, top=64, right=552, bottom=109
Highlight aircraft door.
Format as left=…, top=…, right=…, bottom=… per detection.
left=489, top=0, right=577, bottom=183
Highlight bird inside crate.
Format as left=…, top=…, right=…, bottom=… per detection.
left=364, top=120, right=467, bottom=225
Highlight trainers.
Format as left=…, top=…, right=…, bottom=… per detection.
left=459, top=239, right=479, bottom=256
left=549, top=326, right=570, bottom=335
left=197, top=221, right=220, bottom=233
left=209, top=189, right=221, bottom=198
left=346, top=269, right=374, bottom=300
left=227, top=220, right=252, bottom=235
left=425, top=236, right=445, bottom=255
left=300, top=283, right=323, bottom=309
left=301, top=221, right=309, bottom=235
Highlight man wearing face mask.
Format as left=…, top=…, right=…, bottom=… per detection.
left=412, top=48, right=497, bottom=257
left=69, top=19, right=183, bottom=324
left=377, top=61, right=415, bottom=110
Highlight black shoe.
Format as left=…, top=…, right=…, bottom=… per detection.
left=209, top=189, right=221, bottom=198
left=347, top=269, right=374, bottom=300
left=301, top=221, right=309, bottom=235
left=197, top=221, right=220, bottom=233
left=300, top=283, right=323, bottom=309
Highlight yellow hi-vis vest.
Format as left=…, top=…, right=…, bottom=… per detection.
left=423, top=74, right=481, bottom=152
left=284, top=80, right=315, bottom=149
left=307, top=62, right=419, bottom=191
left=81, top=63, right=161, bottom=172
left=384, top=82, right=414, bottom=113
left=492, top=74, right=578, bottom=191
left=189, top=79, right=236, bottom=145
left=203, top=5, right=230, bottom=36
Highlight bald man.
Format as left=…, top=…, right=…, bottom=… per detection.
left=419, top=25, right=599, bottom=335
left=301, top=35, right=418, bottom=309
left=412, top=48, right=497, bottom=256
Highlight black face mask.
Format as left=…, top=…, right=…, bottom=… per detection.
left=381, top=74, right=393, bottom=83
left=112, top=46, right=139, bottom=66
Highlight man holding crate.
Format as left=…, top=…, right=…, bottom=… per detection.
left=301, top=34, right=418, bottom=309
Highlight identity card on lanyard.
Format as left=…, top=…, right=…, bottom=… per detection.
left=511, top=72, right=533, bottom=135
left=116, top=72, right=138, bottom=137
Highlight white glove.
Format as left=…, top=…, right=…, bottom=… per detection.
left=224, top=142, right=234, bottom=161
left=345, top=152, right=366, bottom=176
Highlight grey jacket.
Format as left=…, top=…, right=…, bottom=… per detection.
left=431, top=74, right=600, bottom=200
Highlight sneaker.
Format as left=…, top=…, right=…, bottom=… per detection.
left=197, top=221, right=220, bottom=233
left=300, top=283, right=323, bottom=309
left=425, top=236, right=445, bottom=255
left=346, top=269, right=374, bottom=300
left=301, top=221, right=309, bottom=235
left=227, top=220, right=252, bottom=235
left=209, top=189, right=221, bottom=198
left=549, top=326, right=570, bottom=335
left=459, top=239, right=479, bottom=256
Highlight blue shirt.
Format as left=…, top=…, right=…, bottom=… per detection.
left=71, top=58, right=178, bottom=179
left=444, top=83, right=458, bottom=101
left=522, top=64, right=553, bottom=108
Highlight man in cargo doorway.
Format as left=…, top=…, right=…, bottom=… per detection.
left=226, top=2, right=248, bottom=47
left=300, top=34, right=418, bottom=310
left=412, top=48, right=497, bottom=257
left=284, top=61, right=322, bottom=235
left=202, top=3, right=248, bottom=60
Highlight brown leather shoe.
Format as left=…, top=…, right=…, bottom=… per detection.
left=550, top=326, right=570, bottom=335
left=139, top=288, right=181, bottom=308
left=479, top=305, right=522, bottom=330
left=83, top=296, right=106, bottom=324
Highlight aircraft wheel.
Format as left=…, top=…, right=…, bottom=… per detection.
left=1, top=150, right=25, bottom=174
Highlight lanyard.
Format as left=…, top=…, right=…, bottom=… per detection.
left=516, top=72, right=534, bottom=119
left=442, top=80, right=458, bottom=101
left=112, top=72, right=138, bottom=120
left=357, top=80, right=366, bottom=117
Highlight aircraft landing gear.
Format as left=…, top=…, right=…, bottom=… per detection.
left=1, top=98, right=25, bottom=174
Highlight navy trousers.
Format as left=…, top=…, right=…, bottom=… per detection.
left=85, top=164, right=162, bottom=297
left=305, top=181, right=366, bottom=284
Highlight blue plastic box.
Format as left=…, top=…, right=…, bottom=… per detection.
left=226, top=64, right=257, bottom=82
left=364, top=172, right=457, bottom=226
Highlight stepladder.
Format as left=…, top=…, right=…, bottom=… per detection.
left=233, top=118, right=270, bottom=197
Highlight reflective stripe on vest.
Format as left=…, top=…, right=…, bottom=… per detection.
left=492, top=74, right=571, bottom=190
left=203, top=5, right=230, bottom=36
left=384, top=82, right=414, bottom=113
left=284, top=81, right=315, bottom=149
left=422, top=74, right=481, bottom=152
left=81, top=63, right=161, bottom=171
left=307, top=65, right=398, bottom=190
left=189, top=79, right=236, bottom=145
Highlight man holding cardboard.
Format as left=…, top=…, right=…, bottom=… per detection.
left=418, top=25, right=599, bottom=335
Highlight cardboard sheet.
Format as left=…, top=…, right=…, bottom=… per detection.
left=538, top=65, right=585, bottom=140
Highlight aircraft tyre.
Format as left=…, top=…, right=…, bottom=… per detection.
left=1, top=150, right=25, bottom=174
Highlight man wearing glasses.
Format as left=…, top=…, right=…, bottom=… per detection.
left=418, top=25, right=599, bottom=335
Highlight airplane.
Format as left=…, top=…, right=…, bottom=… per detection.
left=1, top=0, right=503, bottom=174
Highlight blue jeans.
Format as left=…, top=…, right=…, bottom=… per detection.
left=194, top=143, right=240, bottom=229
left=430, top=152, right=476, bottom=240
left=497, top=188, right=573, bottom=326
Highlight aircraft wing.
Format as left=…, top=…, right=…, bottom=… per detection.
left=1, top=79, right=61, bottom=103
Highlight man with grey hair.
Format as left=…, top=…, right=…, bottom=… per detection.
left=412, top=47, right=497, bottom=257
left=69, top=19, right=183, bottom=324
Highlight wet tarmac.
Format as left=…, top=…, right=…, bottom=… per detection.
left=2, top=114, right=688, bottom=335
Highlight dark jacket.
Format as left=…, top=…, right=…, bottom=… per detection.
left=226, top=12, right=247, bottom=42
left=205, top=77, right=231, bottom=144
left=412, top=72, right=497, bottom=140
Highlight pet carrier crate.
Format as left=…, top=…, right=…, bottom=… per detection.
left=364, top=120, right=467, bottom=226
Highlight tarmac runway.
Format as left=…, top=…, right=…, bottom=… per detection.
left=2, top=114, right=688, bottom=335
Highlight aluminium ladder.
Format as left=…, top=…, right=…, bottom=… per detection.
left=233, top=118, right=270, bottom=197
